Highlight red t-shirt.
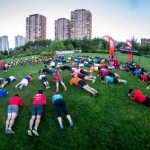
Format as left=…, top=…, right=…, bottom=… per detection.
left=54, top=74, right=62, bottom=81
left=141, top=74, right=148, bottom=81
left=10, top=96, right=22, bottom=107
left=132, top=90, right=146, bottom=103
left=33, top=94, right=46, bottom=105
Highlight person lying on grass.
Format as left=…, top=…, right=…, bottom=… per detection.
left=69, top=74, right=99, bottom=97
left=51, top=92, right=73, bottom=130
left=128, top=89, right=150, bottom=106
left=99, top=69, right=120, bottom=79
left=138, top=73, right=150, bottom=82
left=39, top=70, right=50, bottom=89
left=101, top=76, right=127, bottom=84
left=0, top=76, right=16, bottom=89
left=14, top=75, right=33, bottom=90
left=53, top=70, right=67, bottom=92
left=27, top=90, right=46, bottom=136
left=5, top=94, right=22, bottom=134
left=0, top=89, right=8, bottom=96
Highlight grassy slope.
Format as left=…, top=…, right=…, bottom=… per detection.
left=0, top=53, right=150, bottom=150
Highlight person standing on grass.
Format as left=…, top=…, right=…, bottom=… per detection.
left=5, top=94, right=22, bottom=134
left=101, top=76, right=127, bottom=84
left=0, top=76, right=16, bottom=89
left=128, top=89, right=150, bottom=106
left=51, top=92, right=73, bottom=129
left=14, top=75, right=33, bottom=90
left=70, top=74, right=99, bottom=97
left=39, top=70, right=50, bottom=89
left=27, top=90, right=46, bottom=136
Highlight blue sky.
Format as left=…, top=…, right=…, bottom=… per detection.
left=0, top=0, right=150, bottom=48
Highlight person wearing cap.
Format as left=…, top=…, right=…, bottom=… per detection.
left=51, top=92, right=73, bottom=129
left=128, top=89, right=150, bottom=106
left=5, top=94, right=22, bottom=134
left=27, top=90, right=46, bottom=136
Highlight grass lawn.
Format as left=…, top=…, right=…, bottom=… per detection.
left=0, top=53, right=150, bottom=150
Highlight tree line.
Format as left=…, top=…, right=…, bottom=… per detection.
left=0, top=37, right=150, bottom=59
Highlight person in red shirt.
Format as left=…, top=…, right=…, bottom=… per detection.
left=28, top=90, right=46, bottom=136
left=128, top=89, right=150, bottom=106
left=139, top=73, right=150, bottom=82
left=53, top=71, right=67, bottom=92
left=5, top=94, right=22, bottom=134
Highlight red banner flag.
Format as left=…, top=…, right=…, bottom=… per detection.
left=126, top=39, right=133, bottom=48
left=128, top=52, right=133, bottom=60
left=109, top=36, right=115, bottom=57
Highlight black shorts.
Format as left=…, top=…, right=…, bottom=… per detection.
left=78, top=74, right=86, bottom=79
left=143, top=97, right=150, bottom=106
left=108, top=71, right=115, bottom=77
left=41, top=76, right=48, bottom=82
left=78, top=80, right=87, bottom=88
left=6, top=78, right=11, bottom=83
left=113, top=78, right=118, bottom=83
left=31, top=104, right=43, bottom=116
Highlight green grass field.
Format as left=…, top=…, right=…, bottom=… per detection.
left=0, top=53, right=150, bottom=150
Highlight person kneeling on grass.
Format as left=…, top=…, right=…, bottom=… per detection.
left=128, top=89, right=150, bottom=106
left=5, top=94, right=22, bottom=134
left=52, top=92, right=73, bottom=129
left=70, top=74, right=99, bottom=97
left=101, top=76, right=127, bottom=84
left=14, top=75, right=33, bottom=90
left=28, top=90, right=46, bottom=136
left=39, top=70, right=50, bottom=89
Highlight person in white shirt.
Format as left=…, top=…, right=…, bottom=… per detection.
left=1, top=76, right=16, bottom=88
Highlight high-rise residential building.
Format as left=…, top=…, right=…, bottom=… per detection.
left=70, top=9, right=92, bottom=39
left=15, top=35, right=26, bottom=48
left=141, top=38, right=150, bottom=45
left=26, top=14, right=46, bottom=42
left=0, top=36, right=9, bottom=51
left=55, top=18, right=70, bottom=40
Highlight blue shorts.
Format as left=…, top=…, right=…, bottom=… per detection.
left=31, top=104, right=43, bottom=116
left=8, top=105, right=19, bottom=115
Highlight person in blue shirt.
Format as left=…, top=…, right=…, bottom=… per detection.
left=101, top=76, right=127, bottom=84
left=0, top=89, right=8, bottom=96
left=51, top=92, right=73, bottom=129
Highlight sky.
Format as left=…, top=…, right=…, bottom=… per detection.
left=0, top=0, right=150, bottom=48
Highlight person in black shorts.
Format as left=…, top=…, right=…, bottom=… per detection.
left=52, top=92, right=73, bottom=129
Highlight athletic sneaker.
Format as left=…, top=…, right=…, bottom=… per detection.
left=92, top=93, right=97, bottom=97
left=1, top=85, right=4, bottom=89
left=7, top=129, right=15, bottom=134
left=70, top=122, right=74, bottom=127
left=27, top=129, right=33, bottom=136
left=124, top=80, right=127, bottom=84
left=60, top=125, right=64, bottom=130
left=32, top=129, right=40, bottom=136
left=5, top=129, right=9, bottom=134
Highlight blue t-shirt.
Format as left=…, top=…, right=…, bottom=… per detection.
left=25, top=76, right=30, bottom=81
left=0, top=89, right=8, bottom=96
left=52, top=94, right=63, bottom=102
left=104, top=76, right=114, bottom=83
left=134, top=69, right=141, bottom=75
